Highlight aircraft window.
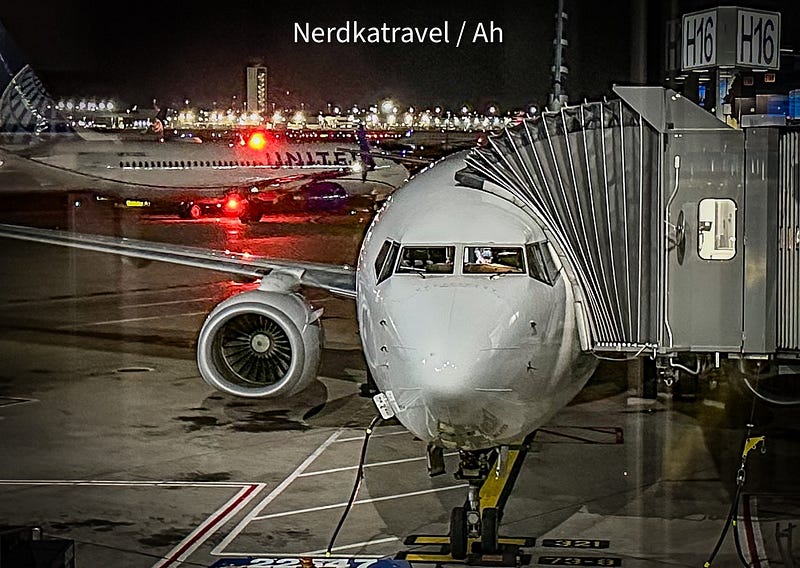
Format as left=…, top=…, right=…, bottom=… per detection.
left=205, top=161, right=210, bottom=167
left=525, top=242, right=557, bottom=286
left=375, top=240, right=400, bottom=284
left=463, top=246, right=525, bottom=275
left=156, top=161, right=162, bottom=168
left=397, top=246, right=455, bottom=275
left=698, top=198, right=737, bottom=260
left=180, top=160, right=185, bottom=168
left=138, top=161, right=143, bottom=168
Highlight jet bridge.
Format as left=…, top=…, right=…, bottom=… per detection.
left=465, top=86, right=799, bottom=385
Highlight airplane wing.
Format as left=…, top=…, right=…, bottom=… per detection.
left=0, top=223, right=357, bottom=299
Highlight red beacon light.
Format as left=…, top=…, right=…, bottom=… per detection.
left=224, top=195, right=242, bottom=213
left=247, top=131, right=268, bottom=151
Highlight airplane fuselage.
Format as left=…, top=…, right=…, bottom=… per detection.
left=356, top=154, right=598, bottom=450
left=0, top=136, right=409, bottom=201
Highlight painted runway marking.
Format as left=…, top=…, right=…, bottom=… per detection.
left=0, top=285, right=218, bottom=308
left=253, top=485, right=468, bottom=520
left=211, top=429, right=345, bottom=556
left=153, top=482, right=266, bottom=568
left=211, top=426, right=465, bottom=559
left=59, top=310, right=207, bottom=328
left=0, top=478, right=266, bottom=568
left=303, top=536, right=401, bottom=556
left=0, top=479, right=250, bottom=488
left=0, top=396, right=38, bottom=409
left=336, top=429, right=409, bottom=443
left=299, top=452, right=458, bottom=477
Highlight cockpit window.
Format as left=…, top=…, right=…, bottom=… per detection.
left=396, top=246, right=455, bottom=274
left=463, top=246, right=525, bottom=274
left=375, top=240, right=400, bottom=284
left=526, top=241, right=557, bottom=286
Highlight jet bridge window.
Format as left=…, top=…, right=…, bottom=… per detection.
left=698, top=198, right=737, bottom=260
left=375, top=239, right=400, bottom=284
left=463, top=246, right=525, bottom=274
left=525, top=242, right=557, bottom=285
left=397, top=246, right=455, bottom=275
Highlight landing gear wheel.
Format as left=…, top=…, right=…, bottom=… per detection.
left=481, top=507, right=500, bottom=554
left=449, top=506, right=468, bottom=560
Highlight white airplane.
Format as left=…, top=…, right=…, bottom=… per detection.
left=0, top=21, right=411, bottom=221
left=0, top=149, right=598, bottom=558
left=0, top=17, right=597, bottom=560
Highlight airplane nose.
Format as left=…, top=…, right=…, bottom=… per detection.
left=390, top=284, right=520, bottom=390
left=387, top=285, right=521, bottom=408
left=382, top=284, right=532, bottom=448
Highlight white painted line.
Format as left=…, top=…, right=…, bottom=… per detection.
left=59, top=311, right=207, bottom=328
left=124, top=297, right=214, bottom=309
left=211, top=429, right=345, bottom=556
left=302, top=536, right=401, bottom=556
left=253, top=485, right=468, bottom=520
left=300, top=452, right=459, bottom=477
left=0, top=480, right=250, bottom=488
left=153, top=482, right=266, bottom=568
left=0, top=287, right=216, bottom=309
left=336, top=429, right=409, bottom=443
left=0, top=397, right=38, bottom=409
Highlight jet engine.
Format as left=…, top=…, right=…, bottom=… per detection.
left=196, top=289, right=323, bottom=398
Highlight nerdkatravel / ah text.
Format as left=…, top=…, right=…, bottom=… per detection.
left=293, top=21, right=503, bottom=46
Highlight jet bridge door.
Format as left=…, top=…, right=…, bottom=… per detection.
left=664, top=128, right=745, bottom=352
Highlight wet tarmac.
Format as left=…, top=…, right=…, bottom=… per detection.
left=0, top=194, right=798, bottom=567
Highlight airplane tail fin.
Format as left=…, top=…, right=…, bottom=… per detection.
left=0, top=20, right=75, bottom=144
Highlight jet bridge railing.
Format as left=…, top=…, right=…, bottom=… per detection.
left=465, top=98, right=660, bottom=350
left=779, top=130, right=800, bottom=351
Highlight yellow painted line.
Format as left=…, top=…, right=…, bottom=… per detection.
left=406, top=535, right=531, bottom=546
left=479, top=448, right=521, bottom=509
left=407, top=536, right=450, bottom=545
left=401, top=554, right=459, bottom=563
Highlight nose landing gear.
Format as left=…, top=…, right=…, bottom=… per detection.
left=398, top=433, right=536, bottom=565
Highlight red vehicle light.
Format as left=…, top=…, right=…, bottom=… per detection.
left=224, top=196, right=242, bottom=212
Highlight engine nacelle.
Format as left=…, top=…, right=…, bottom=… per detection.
left=196, top=289, right=323, bottom=397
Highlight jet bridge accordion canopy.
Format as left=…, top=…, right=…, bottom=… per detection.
left=466, top=99, right=660, bottom=350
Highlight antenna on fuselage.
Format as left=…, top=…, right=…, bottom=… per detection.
left=548, top=0, right=569, bottom=111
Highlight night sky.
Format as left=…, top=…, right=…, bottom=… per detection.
left=1, top=0, right=798, bottom=113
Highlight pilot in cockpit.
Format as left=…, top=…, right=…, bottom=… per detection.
left=475, top=248, right=493, bottom=264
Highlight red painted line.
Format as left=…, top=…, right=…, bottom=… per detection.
left=158, top=483, right=260, bottom=567
left=741, top=494, right=761, bottom=568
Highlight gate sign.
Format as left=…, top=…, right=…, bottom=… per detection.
left=737, top=9, right=780, bottom=69
left=682, top=6, right=781, bottom=71
left=682, top=10, right=717, bottom=69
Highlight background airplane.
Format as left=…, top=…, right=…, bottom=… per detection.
left=0, top=21, right=411, bottom=222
